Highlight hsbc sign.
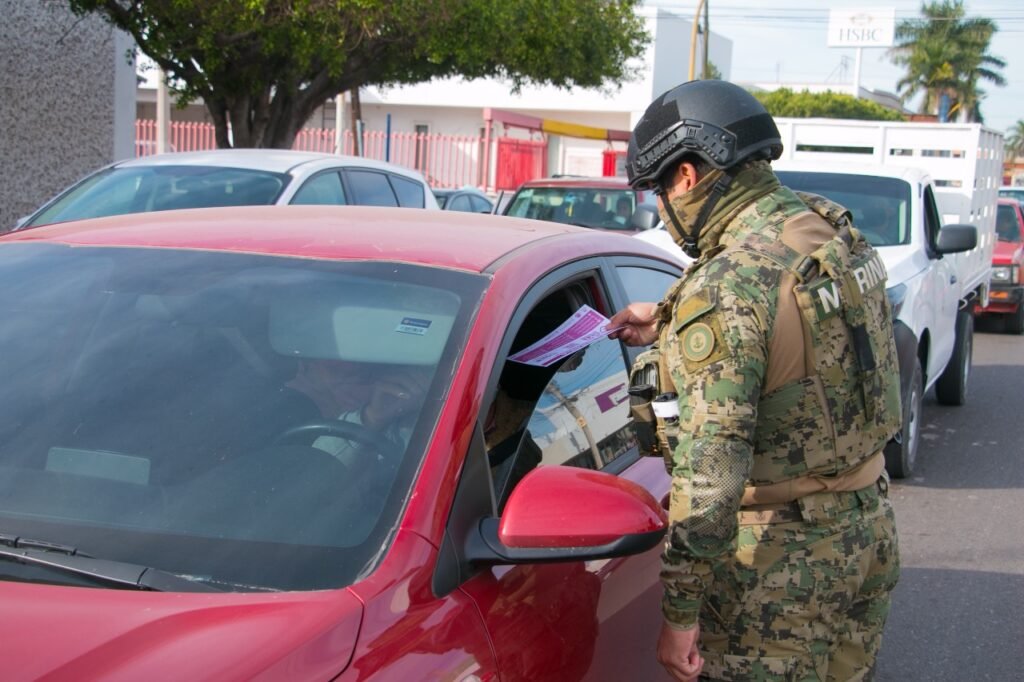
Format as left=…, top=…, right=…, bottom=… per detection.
left=827, top=8, right=895, bottom=48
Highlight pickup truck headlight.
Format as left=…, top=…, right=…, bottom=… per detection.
left=886, top=283, right=908, bottom=318
left=991, top=265, right=1017, bottom=283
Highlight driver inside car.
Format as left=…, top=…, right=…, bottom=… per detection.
left=287, top=359, right=433, bottom=466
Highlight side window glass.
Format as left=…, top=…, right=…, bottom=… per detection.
left=486, top=282, right=634, bottom=509
left=448, top=194, right=472, bottom=212
left=617, top=266, right=679, bottom=307
left=344, top=170, right=399, bottom=207
left=525, top=337, right=634, bottom=471
left=470, top=195, right=492, bottom=213
left=290, top=172, right=347, bottom=206
left=389, top=175, right=425, bottom=208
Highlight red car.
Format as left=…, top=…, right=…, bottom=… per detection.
left=976, top=198, right=1024, bottom=333
left=0, top=206, right=682, bottom=680
left=502, top=176, right=660, bottom=233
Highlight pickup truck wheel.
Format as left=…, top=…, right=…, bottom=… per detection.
left=885, top=359, right=922, bottom=479
left=935, top=309, right=972, bottom=406
left=1007, top=304, right=1024, bottom=335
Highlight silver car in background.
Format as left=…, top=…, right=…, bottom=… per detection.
left=14, top=150, right=438, bottom=230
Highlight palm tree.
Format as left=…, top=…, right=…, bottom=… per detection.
left=1007, top=121, right=1024, bottom=162
left=889, top=1, right=1005, bottom=122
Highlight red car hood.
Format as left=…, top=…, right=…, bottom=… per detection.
left=992, top=240, right=1022, bottom=264
left=0, top=581, right=363, bottom=681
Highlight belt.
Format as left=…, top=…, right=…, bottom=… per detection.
left=738, top=477, right=888, bottom=525
left=737, top=501, right=802, bottom=525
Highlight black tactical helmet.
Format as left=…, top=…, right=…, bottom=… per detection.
left=626, top=80, right=783, bottom=190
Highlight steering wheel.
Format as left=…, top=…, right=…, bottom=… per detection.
left=273, top=419, right=402, bottom=459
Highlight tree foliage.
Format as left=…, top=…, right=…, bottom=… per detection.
left=889, top=1, right=1005, bottom=122
left=753, top=89, right=905, bottom=122
left=64, top=0, right=648, bottom=148
left=1007, top=121, right=1024, bottom=162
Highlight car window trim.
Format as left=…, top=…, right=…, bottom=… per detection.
left=435, top=255, right=682, bottom=595
left=435, top=258, right=613, bottom=596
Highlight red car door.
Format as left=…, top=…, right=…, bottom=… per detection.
left=448, top=262, right=678, bottom=681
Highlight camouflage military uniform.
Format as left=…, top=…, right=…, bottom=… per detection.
left=655, top=160, right=901, bottom=681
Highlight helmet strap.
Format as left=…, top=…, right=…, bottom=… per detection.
left=664, top=168, right=738, bottom=259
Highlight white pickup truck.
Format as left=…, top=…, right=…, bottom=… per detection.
left=771, top=118, right=1003, bottom=477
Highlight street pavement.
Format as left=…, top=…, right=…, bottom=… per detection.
left=875, top=323, right=1024, bottom=681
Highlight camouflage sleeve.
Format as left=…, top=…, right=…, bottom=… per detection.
left=660, top=283, right=767, bottom=628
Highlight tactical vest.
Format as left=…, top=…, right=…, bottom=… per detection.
left=631, top=193, right=902, bottom=483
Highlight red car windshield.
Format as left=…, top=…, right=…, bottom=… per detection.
left=0, top=243, right=484, bottom=592
left=505, top=186, right=641, bottom=230
left=996, top=203, right=1021, bottom=241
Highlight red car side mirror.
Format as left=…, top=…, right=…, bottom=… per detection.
left=465, top=466, right=667, bottom=565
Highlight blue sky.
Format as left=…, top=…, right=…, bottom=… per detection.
left=646, top=1, right=1024, bottom=133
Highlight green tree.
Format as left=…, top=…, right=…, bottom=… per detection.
left=889, top=0, right=1005, bottom=122
left=65, top=0, right=648, bottom=148
left=1007, top=121, right=1024, bottom=162
left=753, top=89, right=905, bottom=122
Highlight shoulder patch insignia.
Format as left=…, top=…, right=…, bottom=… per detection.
left=674, top=286, right=718, bottom=333
left=682, top=322, right=715, bottom=362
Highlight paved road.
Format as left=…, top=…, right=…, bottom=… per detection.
left=875, top=324, right=1024, bottom=681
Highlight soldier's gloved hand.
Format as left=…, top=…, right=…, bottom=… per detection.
left=607, top=302, right=659, bottom=346
left=657, top=621, right=703, bottom=682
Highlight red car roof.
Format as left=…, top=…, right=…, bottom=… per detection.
left=1, top=205, right=670, bottom=273
left=516, top=176, right=634, bottom=190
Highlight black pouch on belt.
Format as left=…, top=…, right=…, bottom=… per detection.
left=628, top=348, right=661, bottom=457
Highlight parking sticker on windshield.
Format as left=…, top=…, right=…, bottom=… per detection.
left=509, top=305, right=622, bottom=367
left=396, top=317, right=433, bottom=335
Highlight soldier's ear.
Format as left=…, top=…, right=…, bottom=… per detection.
left=671, top=161, right=702, bottom=193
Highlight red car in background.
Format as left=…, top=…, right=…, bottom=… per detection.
left=0, top=206, right=682, bottom=680
left=502, top=176, right=660, bottom=233
left=976, top=198, right=1024, bottom=333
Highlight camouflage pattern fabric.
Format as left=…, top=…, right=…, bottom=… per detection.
left=699, top=483, right=899, bottom=681
left=654, top=160, right=901, bottom=679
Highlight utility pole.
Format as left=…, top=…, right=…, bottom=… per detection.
left=688, top=0, right=708, bottom=80
left=702, top=0, right=710, bottom=80
left=334, top=93, right=345, bottom=155
left=156, top=70, right=170, bottom=154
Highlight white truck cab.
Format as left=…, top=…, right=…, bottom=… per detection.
left=771, top=119, right=1003, bottom=477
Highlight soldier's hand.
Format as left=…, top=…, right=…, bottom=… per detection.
left=607, top=302, right=659, bottom=346
left=657, top=620, right=703, bottom=682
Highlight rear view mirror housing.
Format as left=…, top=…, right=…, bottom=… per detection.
left=465, top=466, right=667, bottom=565
left=629, top=205, right=659, bottom=231
left=936, top=224, right=977, bottom=254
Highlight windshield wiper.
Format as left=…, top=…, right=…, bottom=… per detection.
left=0, top=534, right=222, bottom=592
left=0, top=532, right=85, bottom=556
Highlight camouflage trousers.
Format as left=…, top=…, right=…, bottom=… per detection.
left=698, top=479, right=900, bottom=681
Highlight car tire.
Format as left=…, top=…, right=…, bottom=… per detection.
left=885, top=358, right=923, bottom=479
left=935, top=309, right=973, bottom=406
left=1006, top=303, right=1024, bottom=335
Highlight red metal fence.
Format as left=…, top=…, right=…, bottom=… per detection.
left=494, top=138, right=547, bottom=191
left=135, top=120, right=217, bottom=156
left=136, top=120, right=486, bottom=189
